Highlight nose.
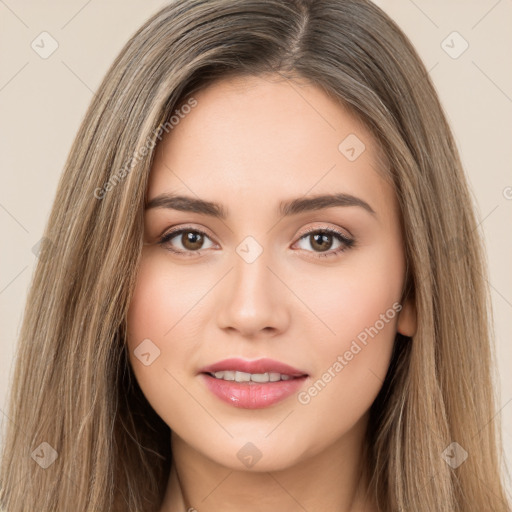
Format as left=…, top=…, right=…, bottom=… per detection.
left=215, top=248, right=290, bottom=339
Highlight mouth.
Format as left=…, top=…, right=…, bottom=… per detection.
left=204, top=370, right=303, bottom=383
left=198, top=358, right=309, bottom=409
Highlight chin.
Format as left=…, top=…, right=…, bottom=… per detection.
left=195, top=435, right=309, bottom=473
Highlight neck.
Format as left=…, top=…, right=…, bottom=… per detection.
left=159, top=414, right=377, bottom=512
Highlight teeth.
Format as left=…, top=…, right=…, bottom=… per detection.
left=212, top=371, right=295, bottom=383
left=215, top=370, right=235, bottom=381
left=235, top=371, right=251, bottom=382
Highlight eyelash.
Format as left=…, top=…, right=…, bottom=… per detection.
left=157, top=225, right=355, bottom=259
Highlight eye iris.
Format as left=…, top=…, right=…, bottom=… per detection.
left=311, top=233, right=333, bottom=252
left=182, top=231, right=204, bottom=250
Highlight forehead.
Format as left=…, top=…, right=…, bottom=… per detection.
left=147, top=74, right=395, bottom=222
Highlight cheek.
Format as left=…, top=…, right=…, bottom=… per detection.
left=292, top=239, right=404, bottom=434
left=295, top=236, right=404, bottom=354
left=127, top=250, right=209, bottom=346
left=125, top=251, right=206, bottom=426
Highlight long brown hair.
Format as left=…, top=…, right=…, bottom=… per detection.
left=1, top=1, right=510, bottom=510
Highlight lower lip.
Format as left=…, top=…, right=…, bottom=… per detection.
left=200, top=373, right=308, bottom=409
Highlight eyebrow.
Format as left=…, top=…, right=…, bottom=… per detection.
left=145, top=192, right=376, bottom=218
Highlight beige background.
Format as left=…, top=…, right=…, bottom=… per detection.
left=1, top=0, right=511, bottom=494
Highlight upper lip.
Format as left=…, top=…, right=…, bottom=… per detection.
left=199, top=358, right=308, bottom=377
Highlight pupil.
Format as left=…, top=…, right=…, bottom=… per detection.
left=312, top=233, right=332, bottom=252
left=184, top=231, right=203, bottom=250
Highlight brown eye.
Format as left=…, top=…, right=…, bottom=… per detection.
left=309, top=232, right=334, bottom=252
left=294, top=228, right=355, bottom=258
left=158, top=228, right=215, bottom=255
left=181, top=231, right=205, bottom=251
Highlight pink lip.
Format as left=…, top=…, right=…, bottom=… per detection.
left=198, top=357, right=308, bottom=377
left=198, top=358, right=309, bottom=409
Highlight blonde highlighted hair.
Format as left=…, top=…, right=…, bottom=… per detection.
left=1, top=0, right=510, bottom=510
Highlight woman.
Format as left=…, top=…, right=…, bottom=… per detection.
left=1, top=0, right=510, bottom=510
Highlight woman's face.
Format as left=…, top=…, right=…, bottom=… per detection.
left=126, top=74, right=415, bottom=471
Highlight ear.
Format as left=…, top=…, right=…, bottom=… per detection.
left=397, top=297, right=417, bottom=337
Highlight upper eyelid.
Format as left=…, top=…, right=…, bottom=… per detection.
left=160, top=224, right=216, bottom=242
left=160, top=224, right=353, bottom=245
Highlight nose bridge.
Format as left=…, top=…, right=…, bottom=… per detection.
left=216, top=238, right=288, bottom=335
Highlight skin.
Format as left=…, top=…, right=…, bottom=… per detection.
left=126, top=73, right=416, bottom=512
